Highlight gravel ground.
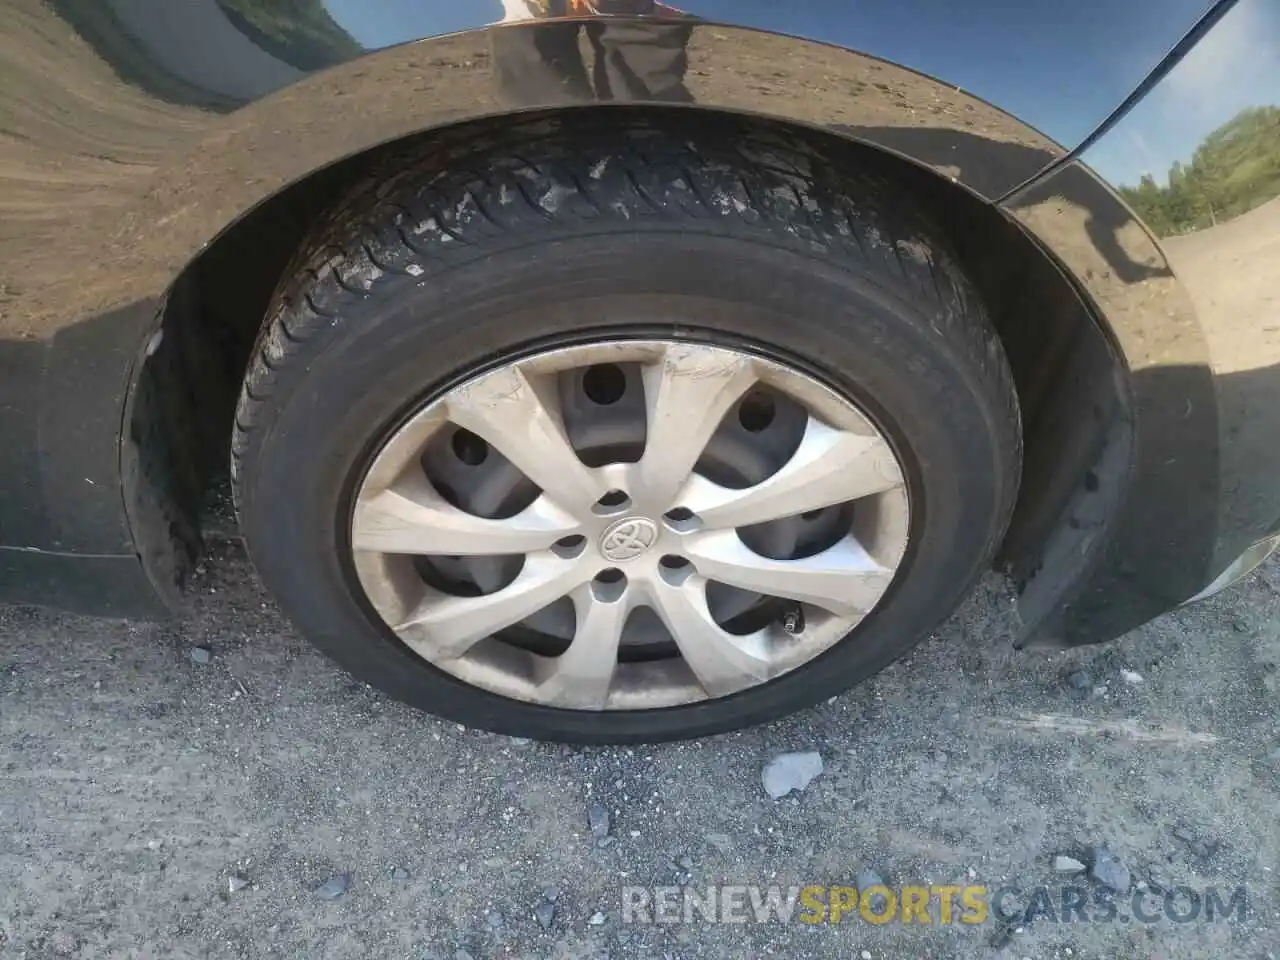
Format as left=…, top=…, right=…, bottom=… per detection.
left=1, top=540, right=1277, bottom=959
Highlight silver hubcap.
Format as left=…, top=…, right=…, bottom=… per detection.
left=351, top=340, right=911, bottom=711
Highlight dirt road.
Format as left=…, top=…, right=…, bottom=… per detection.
left=1, top=539, right=1276, bottom=959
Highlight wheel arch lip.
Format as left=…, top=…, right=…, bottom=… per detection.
left=105, top=19, right=1070, bottom=294
left=1000, top=0, right=1280, bottom=643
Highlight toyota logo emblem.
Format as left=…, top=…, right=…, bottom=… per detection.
left=600, top=517, right=659, bottom=562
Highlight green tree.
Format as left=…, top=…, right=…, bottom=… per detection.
left=218, top=0, right=363, bottom=71
left=1118, top=106, right=1280, bottom=236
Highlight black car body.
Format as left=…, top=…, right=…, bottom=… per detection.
left=1, top=0, right=1277, bottom=739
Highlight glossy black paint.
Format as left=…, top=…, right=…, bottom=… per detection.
left=1006, top=0, right=1280, bottom=641
left=0, top=0, right=1276, bottom=644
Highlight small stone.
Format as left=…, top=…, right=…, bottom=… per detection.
left=1066, top=670, right=1092, bottom=692
left=856, top=868, right=886, bottom=891
left=454, top=951, right=475, bottom=960
left=534, top=900, right=556, bottom=930
left=988, top=925, right=1015, bottom=949
left=509, top=737, right=532, bottom=746
left=146, top=839, right=163, bottom=851
left=596, top=836, right=616, bottom=849
left=46, top=931, right=79, bottom=956
left=706, top=833, right=733, bottom=854
left=1170, top=824, right=1218, bottom=859
left=588, top=802, right=611, bottom=840
left=761, top=751, right=824, bottom=799
left=588, top=910, right=607, bottom=926
left=856, top=868, right=888, bottom=911
left=227, top=873, right=250, bottom=894
left=485, top=910, right=504, bottom=930
left=1120, top=669, right=1144, bottom=685
left=191, top=646, right=212, bottom=665
left=1090, top=847, right=1130, bottom=892
left=541, top=886, right=560, bottom=903
left=1192, top=840, right=1214, bottom=859
left=1053, top=855, right=1086, bottom=874
left=677, top=855, right=693, bottom=871
left=861, top=953, right=872, bottom=960
left=391, top=865, right=411, bottom=881
left=1231, top=619, right=1249, bottom=633
left=316, top=873, right=352, bottom=899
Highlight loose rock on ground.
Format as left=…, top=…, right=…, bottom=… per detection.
left=1089, top=847, right=1131, bottom=892
left=761, top=751, right=824, bottom=798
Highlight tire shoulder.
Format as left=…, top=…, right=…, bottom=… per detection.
left=235, top=119, right=1017, bottom=497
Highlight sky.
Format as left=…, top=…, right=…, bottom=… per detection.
left=1086, top=0, right=1280, bottom=186
left=320, top=0, right=1280, bottom=188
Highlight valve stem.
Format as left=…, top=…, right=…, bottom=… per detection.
left=782, top=606, right=805, bottom=636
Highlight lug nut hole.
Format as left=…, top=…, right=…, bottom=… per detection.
left=594, top=490, right=632, bottom=515
left=450, top=428, right=489, bottom=466
left=553, top=535, right=587, bottom=558
left=658, top=555, right=694, bottom=586
left=738, top=391, right=777, bottom=433
left=583, top=364, right=627, bottom=406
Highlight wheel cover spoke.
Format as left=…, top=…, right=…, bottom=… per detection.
left=677, top=418, right=904, bottom=529
left=396, top=553, right=590, bottom=660
left=684, top=531, right=895, bottom=617
left=633, top=343, right=758, bottom=508
left=535, top=584, right=631, bottom=708
left=352, top=339, right=912, bottom=711
left=353, top=472, right=581, bottom=556
left=446, top=364, right=606, bottom=512
left=647, top=574, right=776, bottom=698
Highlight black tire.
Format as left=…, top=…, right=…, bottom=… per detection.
left=232, top=115, right=1021, bottom=743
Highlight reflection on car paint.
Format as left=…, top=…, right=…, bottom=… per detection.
left=1003, top=0, right=1280, bottom=641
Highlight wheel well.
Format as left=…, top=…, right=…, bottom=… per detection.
left=133, top=106, right=1129, bottom=626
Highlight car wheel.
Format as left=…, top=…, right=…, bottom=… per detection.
left=231, top=118, right=1020, bottom=743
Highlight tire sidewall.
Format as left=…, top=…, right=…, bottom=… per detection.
left=238, top=233, right=1011, bottom=741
